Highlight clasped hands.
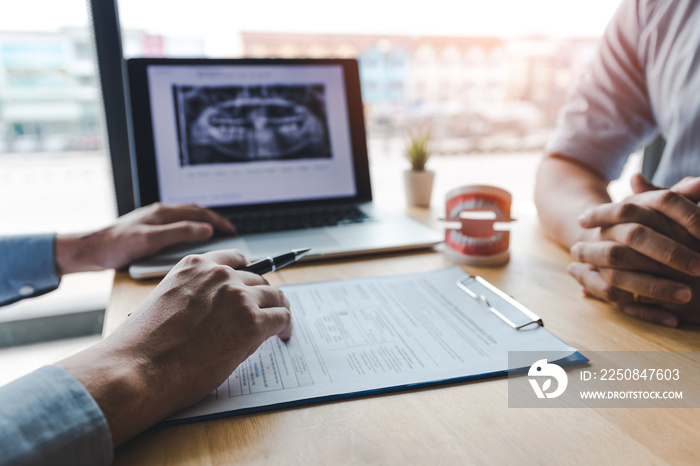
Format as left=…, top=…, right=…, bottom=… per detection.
left=567, top=174, right=700, bottom=327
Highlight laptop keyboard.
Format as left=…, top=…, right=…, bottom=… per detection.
left=227, top=206, right=371, bottom=234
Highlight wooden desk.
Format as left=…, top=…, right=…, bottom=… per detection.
left=104, top=210, right=700, bottom=465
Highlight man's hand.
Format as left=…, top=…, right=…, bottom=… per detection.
left=56, top=249, right=292, bottom=446
left=54, top=203, right=236, bottom=275
left=567, top=175, right=700, bottom=326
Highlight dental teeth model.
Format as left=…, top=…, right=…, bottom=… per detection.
left=441, top=185, right=514, bottom=266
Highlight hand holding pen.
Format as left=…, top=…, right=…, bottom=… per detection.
left=128, top=248, right=310, bottom=317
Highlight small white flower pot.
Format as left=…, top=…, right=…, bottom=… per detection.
left=403, top=170, right=435, bottom=208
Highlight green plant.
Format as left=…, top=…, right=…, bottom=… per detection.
left=406, top=128, right=431, bottom=171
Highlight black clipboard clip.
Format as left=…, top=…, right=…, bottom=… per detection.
left=456, top=275, right=544, bottom=330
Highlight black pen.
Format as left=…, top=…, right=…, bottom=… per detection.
left=239, top=248, right=311, bottom=275
left=127, top=248, right=311, bottom=316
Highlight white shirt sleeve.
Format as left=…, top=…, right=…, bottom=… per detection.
left=546, top=0, right=658, bottom=181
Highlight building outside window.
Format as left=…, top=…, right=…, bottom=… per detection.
left=0, top=0, right=621, bottom=341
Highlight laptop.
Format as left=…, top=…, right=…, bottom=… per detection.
left=126, top=58, right=442, bottom=279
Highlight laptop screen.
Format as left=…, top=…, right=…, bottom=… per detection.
left=142, top=63, right=358, bottom=208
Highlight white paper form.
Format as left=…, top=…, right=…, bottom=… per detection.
left=167, top=267, right=576, bottom=422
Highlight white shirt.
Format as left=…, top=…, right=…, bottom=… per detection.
left=546, top=0, right=700, bottom=187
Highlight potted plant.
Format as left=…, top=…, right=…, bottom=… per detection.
left=404, top=128, right=435, bottom=207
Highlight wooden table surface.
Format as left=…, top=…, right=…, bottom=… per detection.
left=104, top=208, right=700, bottom=465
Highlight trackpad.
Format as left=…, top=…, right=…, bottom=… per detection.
left=245, top=231, right=339, bottom=257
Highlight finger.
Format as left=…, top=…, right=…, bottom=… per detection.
left=578, top=200, right=700, bottom=252
left=579, top=190, right=700, bottom=243
left=258, top=306, right=293, bottom=341
left=630, top=172, right=660, bottom=194
left=566, top=262, right=631, bottom=304
left=234, top=270, right=269, bottom=287
left=634, top=189, right=700, bottom=239
left=670, top=176, right=700, bottom=203
left=618, top=303, right=679, bottom=328
left=597, top=267, right=692, bottom=304
left=201, top=248, right=250, bottom=270
left=246, top=285, right=289, bottom=310
left=579, top=201, right=660, bottom=229
left=670, top=176, right=698, bottom=191
left=144, top=221, right=214, bottom=251
left=154, top=204, right=236, bottom=233
left=599, top=223, right=700, bottom=275
left=570, top=241, right=664, bottom=272
left=582, top=287, right=605, bottom=301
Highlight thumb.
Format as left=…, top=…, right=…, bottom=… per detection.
left=630, top=172, right=660, bottom=194
left=670, top=176, right=700, bottom=203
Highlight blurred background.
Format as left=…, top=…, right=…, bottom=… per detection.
left=0, top=0, right=624, bottom=334
left=0, top=0, right=619, bottom=161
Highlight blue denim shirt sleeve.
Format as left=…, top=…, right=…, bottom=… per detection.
left=0, top=365, right=113, bottom=466
left=0, top=234, right=61, bottom=306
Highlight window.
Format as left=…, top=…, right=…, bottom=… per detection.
left=74, top=40, right=90, bottom=59
left=0, top=0, right=622, bottom=340
left=111, top=0, right=620, bottom=153
left=0, top=0, right=115, bottom=332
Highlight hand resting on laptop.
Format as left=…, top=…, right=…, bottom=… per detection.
left=53, top=202, right=236, bottom=275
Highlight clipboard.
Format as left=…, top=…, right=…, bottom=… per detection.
left=456, top=275, right=544, bottom=330
left=160, top=267, right=586, bottom=426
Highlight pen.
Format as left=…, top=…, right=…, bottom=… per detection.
left=239, top=248, right=311, bottom=275
left=127, top=248, right=311, bottom=317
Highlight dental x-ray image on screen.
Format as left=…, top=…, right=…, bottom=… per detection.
left=174, top=84, right=332, bottom=165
